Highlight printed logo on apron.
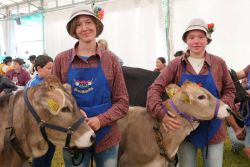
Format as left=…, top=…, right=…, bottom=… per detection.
left=73, top=79, right=95, bottom=94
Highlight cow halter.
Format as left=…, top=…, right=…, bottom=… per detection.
left=23, top=88, right=85, bottom=150
left=161, top=98, right=220, bottom=124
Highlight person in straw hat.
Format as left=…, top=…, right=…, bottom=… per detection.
left=52, top=4, right=128, bottom=167
left=146, top=18, right=235, bottom=167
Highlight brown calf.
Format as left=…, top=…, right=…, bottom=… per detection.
left=0, top=76, right=95, bottom=167
left=118, top=81, right=231, bottom=167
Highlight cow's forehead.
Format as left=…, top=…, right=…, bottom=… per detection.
left=180, top=83, right=204, bottom=93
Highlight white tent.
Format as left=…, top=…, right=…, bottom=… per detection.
left=44, top=0, right=167, bottom=70
left=169, top=0, right=250, bottom=71
left=0, top=0, right=167, bottom=70
left=1, top=0, right=250, bottom=71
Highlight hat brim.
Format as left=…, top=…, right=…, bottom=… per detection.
left=66, top=11, right=104, bottom=39
left=182, top=25, right=212, bottom=43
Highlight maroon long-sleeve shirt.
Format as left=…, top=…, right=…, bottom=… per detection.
left=147, top=52, right=235, bottom=144
left=6, top=68, right=31, bottom=86
left=52, top=42, right=129, bottom=152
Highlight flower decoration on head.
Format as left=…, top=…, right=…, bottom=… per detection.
left=207, top=23, right=214, bottom=34
left=94, top=6, right=104, bottom=20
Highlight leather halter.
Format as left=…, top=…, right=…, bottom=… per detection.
left=5, top=93, right=31, bottom=166
left=161, top=98, right=220, bottom=124
left=154, top=98, right=220, bottom=162
left=23, top=88, right=85, bottom=149
left=5, top=87, right=86, bottom=165
left=153, top=121, right=175, bottom=163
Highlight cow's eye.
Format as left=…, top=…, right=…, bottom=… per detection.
left=61, top=106, right=70, bottom=112
left=197, top=95, right=206, bottom=100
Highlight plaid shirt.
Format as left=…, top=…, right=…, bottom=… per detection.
left=147, top=52, right=236, bottom=144
left=6, top=68, right=31, bottom=86
left=52, top=42, right=129, bottom=152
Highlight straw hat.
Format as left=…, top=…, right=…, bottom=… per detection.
left=182, top=18, right=213, bottom=44
left=66, top=5, right=104, bottom=38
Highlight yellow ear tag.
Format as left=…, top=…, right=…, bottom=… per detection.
left=167, top=89, right=175, bottom=98
left=182, top=94, right=190, bottom=103
left=47, top=99, right=59, bottom=113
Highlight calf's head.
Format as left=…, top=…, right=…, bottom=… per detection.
left=166, top=81, right=231, bottom=120
left=160, top=81, right=231, bottom=158
left=26, top=76, right=95, bottom=156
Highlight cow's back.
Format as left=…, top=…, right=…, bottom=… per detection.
left=118, top=106, right=166, bottom=167
left=0, top=94, right=12, bottom=154
left=122, top=66, right=160, bottom=107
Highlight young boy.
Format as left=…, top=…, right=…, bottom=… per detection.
left=26, top=54, right=53, bottom=87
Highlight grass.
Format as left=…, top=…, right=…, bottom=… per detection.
left=197, top=137, right=249, bottom=167
left=51, top=137, right=250, bottom=167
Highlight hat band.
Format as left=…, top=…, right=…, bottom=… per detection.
left=70, top=9, right=95, bottom=18
left=186, top=25, right=208, bottom=31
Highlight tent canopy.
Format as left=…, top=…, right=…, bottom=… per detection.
left=0, top=0, right=107, bottom=20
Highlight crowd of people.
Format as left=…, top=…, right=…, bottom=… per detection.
left=0, top=4, right=250, bottom=167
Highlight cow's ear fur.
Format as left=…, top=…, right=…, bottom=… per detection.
left=63, top=83, right=72, bottom=94
left=166, top=84, right=180, bottom=98
left=46, top=88, right=66, bottom=115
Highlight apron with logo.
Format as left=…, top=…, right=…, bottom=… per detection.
left=67, top=56, right=112, bottom=144
left=178, top=65, right=222, bottom=148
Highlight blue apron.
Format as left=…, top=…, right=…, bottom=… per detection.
left=67, top=56, right=112, bottom=144
left=178, top=65, right=222, bottom=148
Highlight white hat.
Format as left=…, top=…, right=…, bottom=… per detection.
left=66, top=5, right=104, bottom=38
left=182, top=18, right=212, bottom=44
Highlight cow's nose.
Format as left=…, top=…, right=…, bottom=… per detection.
left=90, top=134, right=96, bottom=143
left=227, top=108, right=233, bottom=114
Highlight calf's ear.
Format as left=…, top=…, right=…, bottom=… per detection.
left=46, top=88, right=66, bottom=115
left=63, top=84, right=72, bottom=94
left=166, top=84, right=180, bottom=98
left=179, top=90, right=193, bottom=104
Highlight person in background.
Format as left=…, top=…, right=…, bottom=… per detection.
left=97, top=39, right=124, bottom=66
left=174, top=50, right=184, bottom=57
left=28, top=55, right=37, bottom=76
left=237, top=65, right=250, bottom=159
left=97, top=39, right=109, bottom=50
left=0, top=56, right=13, bottom=75
left=52, top=5, right=129, bottom=167
left=25, top=54, right=54, bottom=166
left=6, top=58, right=31, bottom=86
left=226, top=103, right=245, bottom=154
left=26, top=55, right=53, bottom=87
left=147, top=18, right=235, bottom=167
left=226, top=69, right=246, bottom=154
left=154, top=57, right=166, bottom=72
left=242, top=78, right=247, bottom=87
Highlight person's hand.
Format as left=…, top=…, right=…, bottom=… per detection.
left=162, top=112, right=181, bottom=131
left=80, top=109, right=88, bottom=118
left=86, top=117, right=101, bottom=131
left=236, top=128, right=246, bottom=140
